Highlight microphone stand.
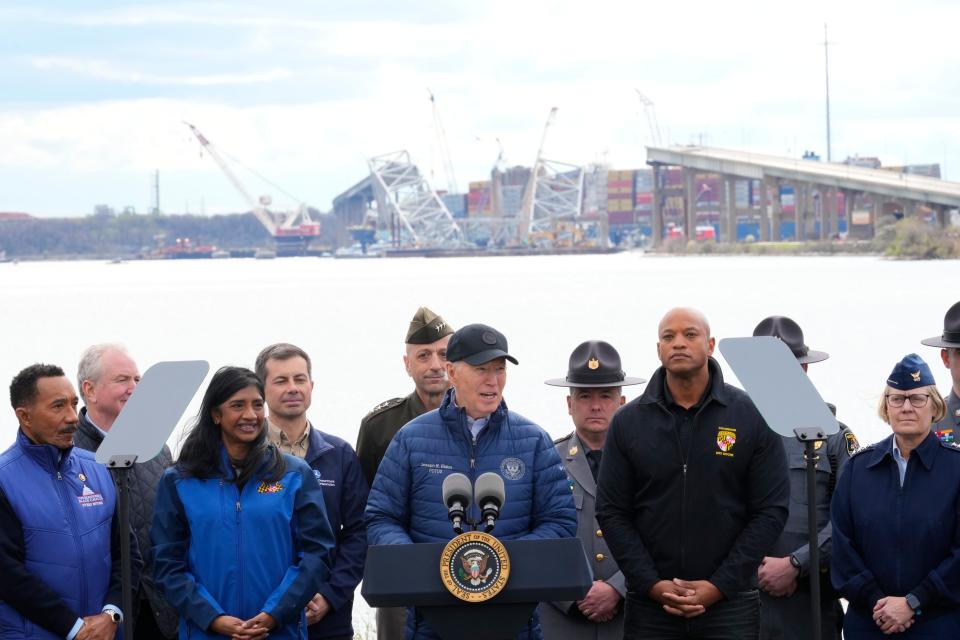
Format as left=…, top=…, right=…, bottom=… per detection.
left=107, top=454, right=138, bottom=640
left=794, top=427, right=826, bottom=640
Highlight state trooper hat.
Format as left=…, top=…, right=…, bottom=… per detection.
left=886, top=353, right=936, bottom=390
left=752, top=315, right=829, bottom=364
left=921, top=300, right=960, bottom=349
left=545, top=340, right=646, bottom=388
left=446, top=323, right=518, bottom=365
left=406, top=306, right=454, bottom=345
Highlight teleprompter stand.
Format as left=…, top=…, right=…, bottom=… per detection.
left=97, top=361, right=209, bottom=640
left=720, top=337, right=840, bottom=640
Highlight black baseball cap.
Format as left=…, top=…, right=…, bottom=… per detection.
left=446, top=323, right=518, bottom=365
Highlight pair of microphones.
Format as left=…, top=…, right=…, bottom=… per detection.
left=441, top=472, right=505, bottom=534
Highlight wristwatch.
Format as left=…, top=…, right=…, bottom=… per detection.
left=105, top=610, right=122, bottom=624
left=905, top=593, right=922, bottom=616
left=788, top=555, right=802, bottom=571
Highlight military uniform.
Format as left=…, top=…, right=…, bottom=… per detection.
left=539, top=432, right=625, bottom=640
left=760, top=419, right=857, bottom=640
left=356, top=391, right=426, bottom=487
left=933, top=389, right=959, bottom=444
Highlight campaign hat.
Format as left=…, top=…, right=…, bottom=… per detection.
left=921, top=301, right=960, bottom=348
left=545, top=340, right=645, bottom=388
left=752, top=315, right=829, bottom=364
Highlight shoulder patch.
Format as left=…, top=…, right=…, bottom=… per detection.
left=363, top=397, right=404, bottom=420
left=553, top=431, right=574, bottom=446
left=939, top=438, right=960, bottom=452
left=844, top=430, right=860, bottom=455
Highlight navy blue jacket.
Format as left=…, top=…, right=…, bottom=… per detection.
left=365, top=390, right=576, bottom=639
left=153, top=447, right=336, bottom=639
left=0, top=430, right=139, bottom=639
left=302, top=427, right=368, bottom=640
left=831, top=431, right=960, bottom=621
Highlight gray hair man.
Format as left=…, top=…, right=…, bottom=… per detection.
left=75, top=344, right=177, bottom=639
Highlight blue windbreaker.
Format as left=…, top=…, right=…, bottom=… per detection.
left=152, top=448, right=335, bottom=639
left=365, top=390, right=576, bottom=639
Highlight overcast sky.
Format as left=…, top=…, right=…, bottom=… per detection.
left=2, top=0, right=958, bottom=217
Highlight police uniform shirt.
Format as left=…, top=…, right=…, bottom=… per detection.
left=934, top=389, right=960, bottom=443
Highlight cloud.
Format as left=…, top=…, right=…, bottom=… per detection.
left=28, top=57, right=293, bottom=86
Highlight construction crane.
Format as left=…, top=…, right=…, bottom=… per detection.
left=635, top=90, right=662, bottom=147
left=184, top=122, right=320, bottom=253
left=428, top=89, right=459, bottom=195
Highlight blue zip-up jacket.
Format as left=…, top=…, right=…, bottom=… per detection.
left=302, top=427, right=368, bottom=640
left=831, top=431, right=960, bottom=626
left=152, top=447, right=336, bottom=639
left=0, top=430, right=129, bottom=639
left=365, top=390, right=576, bottom=639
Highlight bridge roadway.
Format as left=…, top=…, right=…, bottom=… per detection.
left=646, top=146, right=960, bottom=245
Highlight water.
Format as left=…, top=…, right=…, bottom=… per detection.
left=0, top=253, right=956, bottom=449
left=1, top=252, right=955, bottom=634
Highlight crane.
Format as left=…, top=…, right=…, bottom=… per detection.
left=517, top=107, right=558, bottom=242
left=635, top=90, right=662, bottom=147
left=184, top=122, right=320, bottom=250
left=428, top=89, right=459, bottom=195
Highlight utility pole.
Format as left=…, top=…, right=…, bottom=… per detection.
left=824, top=23, right=832, bottom=162
left=151, top=169, right=160, bottom=214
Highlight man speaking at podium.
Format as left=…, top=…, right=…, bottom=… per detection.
left=365, top=323, right=576, bottom=639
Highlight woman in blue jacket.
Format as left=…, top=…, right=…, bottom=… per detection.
left=153, top=366, right=335, bottom=639
left=831, top=354, right=960, bottom=638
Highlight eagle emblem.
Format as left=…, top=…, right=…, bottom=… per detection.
left=459, top=550, right=492, bottom=586
left=910, top=370, right=921, bottom=382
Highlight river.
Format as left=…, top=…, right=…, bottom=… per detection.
left=1, top=253, right=956, bottom=449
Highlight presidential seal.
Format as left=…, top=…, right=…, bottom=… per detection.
left=439, top=531, right=510, bottom=603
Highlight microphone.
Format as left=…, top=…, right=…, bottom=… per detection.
left=441, top=473, right=472, bottom=534
left=474, top=472, right=505, bottom=533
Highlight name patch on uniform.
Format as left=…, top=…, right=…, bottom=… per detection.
left=500, top=457, right=525, bottom=480
left=420, top=462, right=454, bottom=475
left=716, top=428, right=736, bottom=457
left=77, top=484, right=104, bottom=507
left=257, top=481, right=284, bottom=494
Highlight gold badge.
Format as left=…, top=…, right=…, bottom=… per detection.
left=910, top=370, right=921, bottom=382
left=569, top=446, right=578, bottom=456
left=716, top=428, right=736, bottom=457
left=439, top=532, right=510, bottom=603
left=588, top=358, right=600, bottom=370
left=845, top=431, right=860, bottom=454
left=814, top=441, right=824, bottom=450
left=78, top=473, right=86, bottom=482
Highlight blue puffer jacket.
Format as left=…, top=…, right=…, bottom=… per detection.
left=152, top=447, right=336, bottom=639
left=0, top=431, right=117, bottom=639
left=365, top=390, right=576, bottom=639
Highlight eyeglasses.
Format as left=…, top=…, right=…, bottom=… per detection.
left=885, top=393, right=931, bottom=408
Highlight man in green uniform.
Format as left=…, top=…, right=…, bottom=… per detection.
left=921, top=300, right=960, bottom=443
left=355, top=306, right=453, bottom=640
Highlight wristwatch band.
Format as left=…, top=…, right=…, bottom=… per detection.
left=789, top=555, right=802, bottom=570
left=905, top=593, right=922, bottom=615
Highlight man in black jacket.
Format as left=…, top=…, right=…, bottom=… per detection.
left=596, top=308, right=789, bottom=640
left=74, top=344, right=177, bottom=639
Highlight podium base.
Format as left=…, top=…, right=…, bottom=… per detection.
left=422, top=602, right=534, bottom=640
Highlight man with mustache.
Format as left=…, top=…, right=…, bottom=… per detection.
left=74, top=344, right=177, bottom=639
left=0, top=363, right=141, bottom=640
